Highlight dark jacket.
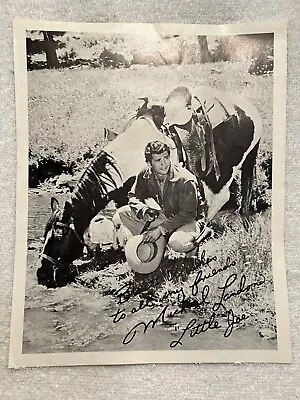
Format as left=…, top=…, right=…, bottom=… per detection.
left=128, top=164, right=203, bottom=233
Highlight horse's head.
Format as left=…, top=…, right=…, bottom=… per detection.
left=37, top=197, right=84, bottom=288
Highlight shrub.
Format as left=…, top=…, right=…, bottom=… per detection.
left=248, top=45, right=274, bottom=76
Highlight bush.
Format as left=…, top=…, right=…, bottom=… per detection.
left=56, top=33, right=133, bottom=68
left=29, top=148, right=76, bottom=188
left=98, top=48, right=130, bottom=69
left=255, top=146, right=272, bottom=211
left=248, top=45, right=274, bottom=76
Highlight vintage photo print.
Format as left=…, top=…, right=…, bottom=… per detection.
left=10, top=20, right=291, bottom=367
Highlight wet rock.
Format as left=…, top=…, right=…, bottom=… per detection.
left=56, top=173, right=78, bottom=191
left=28, top=241, right=42, bottom=250
left=211, top=68, right=222, bottom=74
left=88, top=215, right=114, bottom=245
left=259, top=328, right=277, bottom=340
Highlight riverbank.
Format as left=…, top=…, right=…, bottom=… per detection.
left=24, top=188, right=277, bottom=353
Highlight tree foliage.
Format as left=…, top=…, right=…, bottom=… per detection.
left=27, top=30, right=65, bottom=69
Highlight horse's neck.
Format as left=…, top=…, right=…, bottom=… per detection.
left=69, top=196, right=97, bottom=236
left=69, top=151, right=124, bottom=234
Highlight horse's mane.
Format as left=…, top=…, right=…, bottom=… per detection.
left=125, top=103, right=165, bottom=132
left=70, top=151, right=122, bottom=231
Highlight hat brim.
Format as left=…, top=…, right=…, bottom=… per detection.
left=125, top=234, right=166, bottom=274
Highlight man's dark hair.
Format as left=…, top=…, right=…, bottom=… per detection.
left=144, top=141, right=170, bottom=163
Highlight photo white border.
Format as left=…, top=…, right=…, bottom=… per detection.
left=9, top=19, right=291, bottom=368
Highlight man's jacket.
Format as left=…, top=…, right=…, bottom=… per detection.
left=128, top=164, right=203, bottom=233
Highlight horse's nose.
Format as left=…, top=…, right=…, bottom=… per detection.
left=37, top=266, right=50, bottom=286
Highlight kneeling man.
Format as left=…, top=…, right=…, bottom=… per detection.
left=119, top=140, right=206, bottom=256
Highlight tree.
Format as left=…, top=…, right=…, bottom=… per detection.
left=179, top=35, right=210, bottom=65
left=42, top=31, right=61, bottom=68
left=26, top=31, right=66, bottom=70
left=197, top=36, right=210, bottom=63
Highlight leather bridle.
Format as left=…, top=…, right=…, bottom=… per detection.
left=40, top=220, right=85, bottom=275
left=55, top=221, right=86, bottom=246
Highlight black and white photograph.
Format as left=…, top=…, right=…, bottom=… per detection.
left=9, top=20, right=291, bottom=367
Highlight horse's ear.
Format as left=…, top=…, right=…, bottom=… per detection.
left=63, top=201, right=73, bottom=220
left=51, top=197, right=60, bottom=212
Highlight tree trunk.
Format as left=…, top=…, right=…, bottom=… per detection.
left=197, top=35, right=210, bottom=63
left=42, top=31, right=59, bottom=68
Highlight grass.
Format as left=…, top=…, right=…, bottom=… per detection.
left=28, top=61, right=275, bottom=337
left=28, top=60, right=272, bottom=167
left=75, top=209, right=276, bottom=336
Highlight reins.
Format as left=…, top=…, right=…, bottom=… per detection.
left=41, top=253, right=66, bottom=270
left=41, top=220, right=86, bottom=278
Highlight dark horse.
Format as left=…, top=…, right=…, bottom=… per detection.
left=38, top=87, right=262, bottom=288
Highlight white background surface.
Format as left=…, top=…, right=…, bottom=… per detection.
left=1, top=1, right=299, bottom=399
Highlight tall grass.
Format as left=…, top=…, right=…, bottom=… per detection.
left=76, top=210, right=275, bottom=335
left=186, top=210, right=275, bottom=329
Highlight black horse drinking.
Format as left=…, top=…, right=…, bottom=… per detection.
left=37, top=86, right=262, bottom=288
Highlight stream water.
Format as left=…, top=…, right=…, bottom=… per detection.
left=23, top=190, right=277, bottom=354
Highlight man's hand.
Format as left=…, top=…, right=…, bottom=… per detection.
left=142, top=227, right=162, bottom=243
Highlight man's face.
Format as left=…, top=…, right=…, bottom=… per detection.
left=164, top=97, right=192, bottom=126
left=150, top=151, right=171, bottom=176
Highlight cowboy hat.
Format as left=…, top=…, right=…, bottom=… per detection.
left=125, top=234, right=166, bottom=274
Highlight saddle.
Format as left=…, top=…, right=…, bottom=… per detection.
left=165, top=91, right=236, bottom=181
left=192, top=90, right=236, bottom=130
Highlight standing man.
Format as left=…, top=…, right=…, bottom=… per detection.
left=118, top=140, right=207, bottom=256
left=163, top=85, right=220, bottom=181
left=163, top=86, right=229, bottom=220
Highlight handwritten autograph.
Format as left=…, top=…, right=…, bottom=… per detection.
left=190, top=250, right=236, bottom=295
left=109, top=250, right=266, bottom=348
